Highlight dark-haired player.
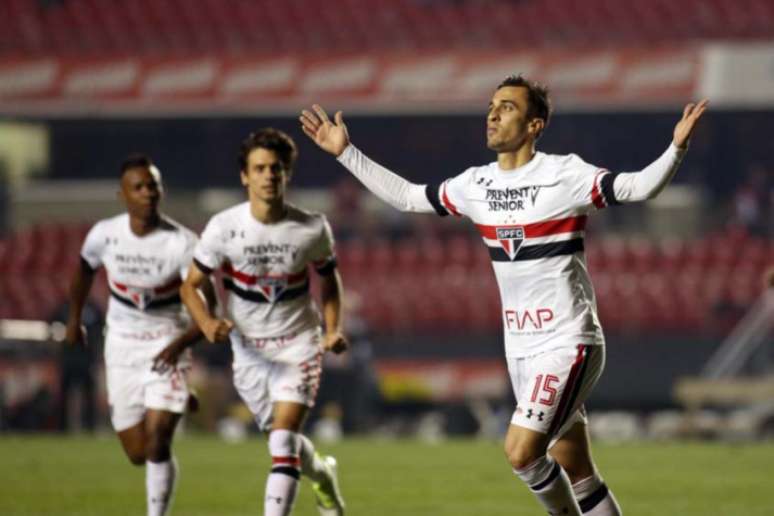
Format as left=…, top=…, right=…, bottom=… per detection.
left=66, top=154, right=215, bottom=516
left=181, top=128, right=347, bottom=516
left=301, top=76, right=707, bottom=515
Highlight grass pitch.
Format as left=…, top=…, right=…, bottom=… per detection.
left=1, top=435, right=772, bottom=515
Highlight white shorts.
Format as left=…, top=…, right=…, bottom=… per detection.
left=106, top=363, right=191, bottom=432
left=507, top=344, right=604, bottom=444
left=231, top=328, right=323, bottom=432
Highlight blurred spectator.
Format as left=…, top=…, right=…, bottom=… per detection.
left=730, top=164, right=773, bottom=237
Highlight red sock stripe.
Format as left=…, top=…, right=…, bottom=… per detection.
left=272, top=456, right=301, bottom=467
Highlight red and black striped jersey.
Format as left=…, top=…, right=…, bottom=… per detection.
left=193, top=202, right=336, bottom=363
left=426, top=152, right=618, bottom=357
left=80, top=213, right=197, bottom=365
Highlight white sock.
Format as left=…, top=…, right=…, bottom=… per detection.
left=573, top=473, right=622, bottom=515
left=264, top=429, right=300, bottom=516
left=146, top=457, right=177, bottom=516
left=297, top=433, right=328, bottom=483
left=514, top=455, right=582, bottom=516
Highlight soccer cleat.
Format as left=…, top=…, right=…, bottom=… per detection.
left=311, top=454, right=345, bottom=516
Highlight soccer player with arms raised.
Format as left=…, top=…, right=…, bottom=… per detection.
left=301, top=77, right=707, bottom=515
left=180, top=128, right=347, bottom=516
left=66, top=155, right=215, bottom=516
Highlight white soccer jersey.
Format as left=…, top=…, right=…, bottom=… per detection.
left=193, top=202, right=336, bottom=365
left=426, top=152, right=619, bottom=358
left=80, top=214, right=198, bottom=365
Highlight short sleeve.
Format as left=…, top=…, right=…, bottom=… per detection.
left=425, top=169, right=471, bottom=218
left=565, top=154, right=621, bottom=210
left=179, top=231, right=198, bottom=279
left=309, top=216, right=337, bottom=276
left=193, top=217, right=225, bottom=274
left=80, top=222, right=106, bottom=270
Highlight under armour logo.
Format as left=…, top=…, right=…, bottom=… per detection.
left=476, top=177, right=493, bottom=187
left=525, top=409, right=544, bottom=421
left=267, top=495, right=283, bottom=505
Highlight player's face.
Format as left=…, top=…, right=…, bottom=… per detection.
left=241, top=147, right=288, bottom=203
left=487, top=86, right=539, bottom=152
left=120, top=167, right=161, bottom=219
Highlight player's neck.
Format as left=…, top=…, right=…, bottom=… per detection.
left=129, top=213, right=160, bottom=236
left=250, top=198, right=287, bottom=224
left=497, top=143, right=536, bottom=171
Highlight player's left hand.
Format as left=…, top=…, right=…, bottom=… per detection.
left=322, top=330, right=348, bottom=354
left=152, top=341, right=185, bottom=373
left=673, top=99, right=709, bottom=149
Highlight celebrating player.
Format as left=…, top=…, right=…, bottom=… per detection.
left=301, top=76, right=708, bottom=515
left=180, top=128, right=347, bottom=516
left=66, top=154, right=215, bottom=516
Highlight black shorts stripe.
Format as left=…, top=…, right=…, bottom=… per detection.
left=600, top=173, right=621, bottom=206
left=270, top=466, right=301, bottom=480
left=223, top=278, right=309, bottom=303
left=530, top=461, right=561, bottom=491
left=579, top=483, right=609, bottom=513
left=193, top=257, right=213, bottom=275
left=315, top=257, right=338, bottom=276
left=549, top=346, right=592, bottom=436
left=488, top=238, right=584, bottom=262
left=109, top=290, right=181, bottom=310
left=425, top=183, right=449, bottom=217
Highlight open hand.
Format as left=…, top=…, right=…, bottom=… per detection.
left=300, top=105, right=350, bottom=156
left=673, top=99, right=709, bottom=149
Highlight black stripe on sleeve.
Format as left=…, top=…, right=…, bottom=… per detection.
left=425, top=184, right=449, bottom=217
left=600, top=172, right=621, bottom=206
left=315, top=257, right=338, bottom=276
left=80, top=256, right=96, bottom=273
left=193, top=257, right=213, bottom=275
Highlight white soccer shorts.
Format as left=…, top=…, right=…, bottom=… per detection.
left=106, top=363, right=191, bottom=432
left=231, top=327, right=323, bottom=432
left=507, top=343, right=604, bottom=444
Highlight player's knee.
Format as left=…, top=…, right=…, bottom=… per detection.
left=267, top=428, right=300, bottom=457
left=504, top=441, right=543, bottom=470
left=145, top=433, right=172, bottom=463
left=126, top=449, right=146, bottom=466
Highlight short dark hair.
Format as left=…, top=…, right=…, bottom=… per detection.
left=497, top=75, right=552, bottom=134
left=120, top=153, right=153, bottom=176
left=238, top=128, right=298, bottom=173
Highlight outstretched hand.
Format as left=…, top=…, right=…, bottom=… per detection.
left=673, top=99, right=709, bottom=149
left=300, top=105, right=350, bottom=156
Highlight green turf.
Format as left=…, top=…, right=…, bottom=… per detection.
left=0, top=435, right=772, bottom=515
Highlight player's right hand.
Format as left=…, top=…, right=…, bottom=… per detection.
left=299, top=105, right=350, bottom=156
left=201, top=317, right=234, bottom=343
left=64, top=322, right=87, bottom=347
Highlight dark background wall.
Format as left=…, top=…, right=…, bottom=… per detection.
left=26, top=110, right=774, bottom=199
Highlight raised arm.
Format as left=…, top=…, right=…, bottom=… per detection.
left=612, top=100, right=708, bottom=203
left=65, top=258, right=96, bottom=347
left=300, top=105, right=435, bottom=213
left=181, top=263, right=233, bottom=343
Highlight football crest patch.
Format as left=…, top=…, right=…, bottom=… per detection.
left=496, top=227, right=525, bottom=260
